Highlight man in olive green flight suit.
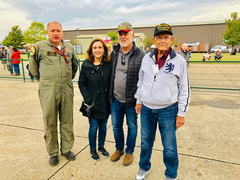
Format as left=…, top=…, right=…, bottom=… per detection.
left=29, top=21, right=78, bottom=166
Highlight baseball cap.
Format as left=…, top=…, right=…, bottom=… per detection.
left=117, top=22, right=133, bottom=32
left=154, top=23, right=173, bottom=36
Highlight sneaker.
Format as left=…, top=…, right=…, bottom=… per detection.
left=110, top=150, right=124, bottom=162
left=49, top=156, right=59, bottom=166
left=90, top=150, right=100, bottom=161
left=136, top=169, right=150, bottom=180
left=123, top=153, right=133, bottom=166
left=98, top=147, right=109, bottom=157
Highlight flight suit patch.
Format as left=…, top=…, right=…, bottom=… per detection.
left=47, top=51, right=57, bottom=56
left=30, top=46, right=35, bottom=56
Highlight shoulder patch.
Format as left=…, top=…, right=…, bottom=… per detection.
left=30, top=46, right=35, bottom=56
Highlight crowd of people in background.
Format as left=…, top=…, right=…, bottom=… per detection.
left=0, top=46, right=21, bottom=76
left=0, top=45, right=35, bottom=80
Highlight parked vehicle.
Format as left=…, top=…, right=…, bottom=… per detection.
left=210, top=45, right=231, bottom=53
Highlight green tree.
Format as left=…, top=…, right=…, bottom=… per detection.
left=107, top=31, right=118, bottom=43
left=2, top=25, right=24, bottom=49
left=142, top=36, right=154, bottom=48
left=23, top=21, right=46, bottom=44
left=223, top=12, right=240, bottom=49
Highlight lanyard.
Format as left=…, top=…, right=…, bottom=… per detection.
left=51, top=46, right=68, bottom=63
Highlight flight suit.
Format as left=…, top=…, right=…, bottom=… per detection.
left=29, top=39, right=78, bottom=156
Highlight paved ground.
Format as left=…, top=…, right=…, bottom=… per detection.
left=0, top=76, right=240, bottom=180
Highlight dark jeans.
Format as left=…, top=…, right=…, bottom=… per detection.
left=88, top=117, right=108, bottom=150
left=111, top=98, right=138, bottom=154
left=139, top=103, right=178, bottom=178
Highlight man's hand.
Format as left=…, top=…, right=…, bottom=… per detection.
left=135, top=103, right=142, bottom=114
left=176, top=116, right=185, bottom=128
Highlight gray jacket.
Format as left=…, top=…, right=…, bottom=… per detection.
left=135, top=48, right=190, bottom=117
left=176, top=49, right=190, bottom=61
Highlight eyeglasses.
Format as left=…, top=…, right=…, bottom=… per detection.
left=121, top=54, right=125, bottom=65
left=154, top=36, right=172, bottom=41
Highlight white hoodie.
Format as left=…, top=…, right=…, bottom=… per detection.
left=135, top=48, right=190, bottom=117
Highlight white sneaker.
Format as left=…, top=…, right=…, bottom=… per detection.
left=136, top=169, right=150, bottom=180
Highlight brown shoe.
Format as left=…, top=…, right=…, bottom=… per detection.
left=110, top=150, right=124, bottom=162
left=122, top=153, right=133, bottom=166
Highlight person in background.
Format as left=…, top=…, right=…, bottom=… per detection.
left=29, top=21, right=78, bottom=166
left=203, top=51, right=211, bottom=61
left=109, top=22, right=145, bottom=166
left=7, top=46, right=14, bottom=75
left=230, top=49, right=237, bottom=55
left=176, top=43, right=190, bottom=65
left=0, top=47, right=7, bottom=70
left=26, top=48, right=34, bottom=81
left=214, top=51, right=222, bottom=61
left=135, top=23, right=190, bottom=180
left=11, top=47, right=21, bottom=76
left=78, top=38, right=111, bottom=161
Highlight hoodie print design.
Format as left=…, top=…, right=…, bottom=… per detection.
left=164, top=63, right=175, bottom=74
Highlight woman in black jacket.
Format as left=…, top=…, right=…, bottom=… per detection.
left=78, top=38, right=111, bottom=161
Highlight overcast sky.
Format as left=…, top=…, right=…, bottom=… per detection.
left=0, top=0, right=240, bottom=42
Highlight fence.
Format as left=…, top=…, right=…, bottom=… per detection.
left=1, top=59, right=240, bottom=93
left=0, top=59, right=83, bottom=82
left=189, top=61, right=240, bottom=94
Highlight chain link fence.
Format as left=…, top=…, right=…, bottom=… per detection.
left=1, top=59, right=240, bottom=93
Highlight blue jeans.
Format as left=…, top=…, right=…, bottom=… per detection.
left=13, top=63, right=20, bottom=74
left=139, top=103, right=178, bottom=179
left=88, top=117, right=108, bottom=150
left=111, top=98, right=138, bottom=154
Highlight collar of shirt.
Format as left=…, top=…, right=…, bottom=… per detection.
left=155, top=48, right=171, bottom=69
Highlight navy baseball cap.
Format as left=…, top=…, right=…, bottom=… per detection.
left=154, top=23, right=173, bottom=36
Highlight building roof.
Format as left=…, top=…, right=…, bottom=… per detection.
left=75, top=33, right=145, bottom=38
left=64, top=21, right=225, bottom=32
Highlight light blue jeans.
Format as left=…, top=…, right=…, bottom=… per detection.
left=139, top=103, right=178, bottom=178
left=111, top=98, right=138, bottom=154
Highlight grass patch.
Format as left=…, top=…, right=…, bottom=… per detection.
left=190, top=52, right=240, bottom=61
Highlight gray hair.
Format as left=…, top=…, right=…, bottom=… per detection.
left=46, top=21, right=62, bottom=30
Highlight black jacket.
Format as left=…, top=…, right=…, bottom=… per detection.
left=78, top=59, right=111, bottom=119
left=109, top=42, right=145, bottom=107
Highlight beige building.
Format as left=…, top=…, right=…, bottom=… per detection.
left=74, top=33, right=146, bottom=54
left=63, top=21, right=229, bottom=53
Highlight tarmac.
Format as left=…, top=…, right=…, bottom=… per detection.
left=0, top=71, right=240, bottom=180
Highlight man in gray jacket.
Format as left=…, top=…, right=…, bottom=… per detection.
left=176, top=43, right=190, bottom=65
left=135, top=23, right=190, bottom=180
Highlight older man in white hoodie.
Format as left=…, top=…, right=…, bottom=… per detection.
left=135, top=23, right=190, bottom=180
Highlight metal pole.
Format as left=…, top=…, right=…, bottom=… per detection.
left=21, top=58, right=26, bottom=82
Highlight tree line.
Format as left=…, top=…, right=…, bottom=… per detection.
left=2, top=22, right=46, bottom=49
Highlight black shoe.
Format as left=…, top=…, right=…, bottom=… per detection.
left=62, top=151, right=76, bottom=161
left=90, top=150, right=100, bottom=161
left=49, top=156, right=59, bottom=166
left=98, top=147, right=109, bottom=157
